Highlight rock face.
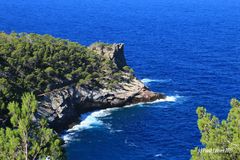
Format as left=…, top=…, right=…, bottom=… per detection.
left=89, top=43, right=127, bottom=69
left=37, top=43, right=165, bottom=132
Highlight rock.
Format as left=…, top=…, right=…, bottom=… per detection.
left=37, top=43, right=165, bottom=132
left=89, top=43, right=127, bottom=69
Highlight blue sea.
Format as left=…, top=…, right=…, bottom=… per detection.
left=1, top=0, right=240, bottom=159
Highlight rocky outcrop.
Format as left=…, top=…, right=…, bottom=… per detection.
left=89, top=43, right=127, bottom=69
left=37, top=43, right=165, bottom=132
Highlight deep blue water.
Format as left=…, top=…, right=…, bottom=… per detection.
left=1, top=0, right=240, bottom=159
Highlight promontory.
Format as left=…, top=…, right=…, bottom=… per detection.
left=0, top=32, right=165, bottom=132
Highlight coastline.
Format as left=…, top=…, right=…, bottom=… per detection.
left=38, top=82, right=165, bottom=133
left=36, top=43, right=165, bottom=133
left=62, top=95, right=177, bottom=143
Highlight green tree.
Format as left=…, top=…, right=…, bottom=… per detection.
left=191, top=99, right=240, bottom=160
left=0, top=93, right=65, bottom=160
left=0, top=77, right=12, bottom=113
left=45, top=67, right=55, bottom=76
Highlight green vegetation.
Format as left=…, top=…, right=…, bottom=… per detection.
left=123, top=66, right=134, bottom=73
left=0, top=93, right=64, bottom=160
left=0, top=32, right=136, bottom=159
left=191, top=99, right=240, bottom=160
left=0, top=32, right=133, bottom=114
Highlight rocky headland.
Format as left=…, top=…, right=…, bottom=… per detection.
left=37, top=43, right=165, bottom=132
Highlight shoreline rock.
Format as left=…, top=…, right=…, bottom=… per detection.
left=37, top=43, right=165, bottom=132
left=38, top=79, right=165, bottom=132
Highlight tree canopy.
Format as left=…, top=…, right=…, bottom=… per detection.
left=0, top=32, right=132, bottom=116
left=0, top=93, right=65, bottom=160
left=191, top=99, right=240, bottom=160
left=0, top=32, right=135, bottom=159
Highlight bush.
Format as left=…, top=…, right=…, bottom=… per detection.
left=123, top=66, right=134, bottom=73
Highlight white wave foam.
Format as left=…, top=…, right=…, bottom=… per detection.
left=124, top=95, right=179, bottom=108
left=91, top=107, right=120, bottom=118
left=110, top=129, right=123, bottom=134
left=62, top=108, right=120, bottom=142
left=141, top=78, right=172, bottom=84
left=62, top=95, right=180, bottom=142
left=141, top=95, right=179, bottom=105
left=154, top=153, right=163, bottom=157
left=153, top=95, right=178, bottom=103
left=62, top=114, right=102, bottom=142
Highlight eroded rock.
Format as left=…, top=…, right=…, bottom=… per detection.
left=37, top=43, right=165, bottom=132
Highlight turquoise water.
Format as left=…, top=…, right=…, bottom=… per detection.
left=1, top=0, right=240, bottom=159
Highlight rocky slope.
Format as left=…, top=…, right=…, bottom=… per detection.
left=37, top=43, right=165, bottom=132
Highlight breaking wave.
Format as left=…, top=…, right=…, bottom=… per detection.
left=62, top=108, right=119, bottom=142
left=62, top=95, right=180, bottom=143
left=141, top=78, right=172, bottom=84
left=124, top=95, right=180, bottom=108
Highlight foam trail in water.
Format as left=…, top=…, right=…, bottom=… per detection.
left=141, top=78, right=172, bottom=84
left=62, top=107, right=119, bottom=142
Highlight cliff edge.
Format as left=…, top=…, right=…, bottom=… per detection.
left=37, top=43, right=165, bottom=132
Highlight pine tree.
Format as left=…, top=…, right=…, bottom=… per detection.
left=191, top=99, right=240, bottom=160
left=0, top=93, right=65, bottom=160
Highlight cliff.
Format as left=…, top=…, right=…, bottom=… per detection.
left=37, top=43, right=165, bottom=132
